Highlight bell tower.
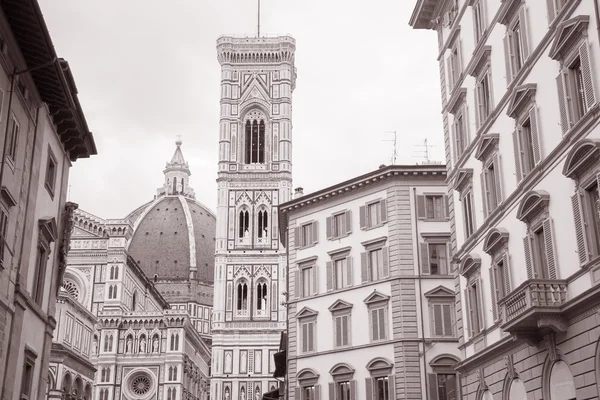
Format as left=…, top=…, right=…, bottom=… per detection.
left=211, top=35, right=297, bottom=400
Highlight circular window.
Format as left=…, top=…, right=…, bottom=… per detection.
left=61, top=280, right=80, bottom=301
left=131, top=374, right=151, bottom=396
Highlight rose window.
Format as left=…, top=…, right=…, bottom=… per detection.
left=61, top=280, right=80, bottom=301
left=131, top=374, right=151, bottom=396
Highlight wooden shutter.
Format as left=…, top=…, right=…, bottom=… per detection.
left=476, top=281, right=485, bottom=332
left=350, top=380, right=357, bottom=400
left=447, top=56, right=453, bottom=90
left=502, top=253, right=512, bottom=295
left=519, top=7, right=530, bottom=59
left=359, top=206, right=367, bottom=230
left=329, top=383, right=335, bottom=400
left=312, top=266, right=318, bottom=295
left=428, top=374, right=439, bottom=400
left=308, top=322, right=315, bottom=351
left=417, top=195, right=426, bottom=219
left=380, top=199, right=388, bottom=224
left=312, top=221, right=319, bottom=244
left=489, top=267, right=498, bottom=321
left=433, top=304, right=443, bottom=336
left=346, top=256, right=353, bottom=286
left=529, top=107, right=542, bottom=164
left=464, top=288, right=472, bottom=336
left=295, top=270, right=301, bottom=299
left=556, top=71, right=570, bottom=134
left=294, top=226, right=301, bottom=248
left=345, top=210, right=352, bottom=235
left=503, top=33, right=513, bottom=84
left=294, top=387, right=301, bottom=400
left=382, top=246, right=389, bottom=278
left=443, top=195, right=449, bottom=218
left=543, top=218, right=558, bottom=279
left=512, top=129, right=523, bottom=182
left=474, top=88, right=481, bottom=129
left=315, top=385, right=321, bottom=400
left=463, top=104, right=471, bottom=145
left=334, top=316, right=341, bottom=347
left=443, top=304, right=454, bottom=336
left=480, top=170, right=488, bottom=218
left=451, top=121, right=458, bottom=163
left=579, top=41, right=597, bottom=110
left=571, top=192, right=590, bottom=265
left=326, top=216, right=333, bottom=239
left=523, top=235, right=534, bottom=279
left=361, top=252, right=369, bottom=283
left=326, top=261, right=333, bottom=291
left=388, top=375, right=397, bottom=400
left=492, top=154, right=503, bottom=203
left=420, top=243, right=430, bottom=274
left=546, top=0, right=556, bottom=24
left=365, top=378, right=373, bottom=400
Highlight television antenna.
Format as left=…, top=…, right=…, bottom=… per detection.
left=382, top=131, right=397, bottom=164
left=413, top=138, right=436, bottom=164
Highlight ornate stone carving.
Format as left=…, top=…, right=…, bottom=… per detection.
left=544, top=333, right=558, bottom=361
left=56, top=202, right=78, bottom=294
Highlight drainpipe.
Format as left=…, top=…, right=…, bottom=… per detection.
left=285, top=225, right=290, bottom=400
left=412, top=187, right=429, bottom=400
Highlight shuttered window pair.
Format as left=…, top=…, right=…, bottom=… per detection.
left=365, top=376, right=396, bottom=400
left=334, top=314, right=351, bottom=348
left=361, top=247, right=389, bottom=283
left=359, top=200, right=387, bottom=230
left=489, top=253, right=511, bottom=321
left=451, top=109, right=469, bottom=162
left=420, top=242, right=451, bottom=275
left=328, top=381, right=355, bottom=400
left=326, top=257, right=352, bottom=291
left=326, top=211, right=352, bottom=240
left=461, top=191, right=476, bottom=239
left=295, top=265, right=318, bottom=298
left=472, top=0, right=487, bottom=44
left=513, top=107, right=542, bottom=183
left=370, top=307, right=387, bottom=342
left=447, top=36, right=462, bottom=92
left=523, top=219, right=557, bottom=280
left=295, top=385, right=319, bottom=400
left=295, top=221, right=319, bottom=249
left=503, top=6, right=530, bottom=84
left=416, top=195, right=449, bottom=220
left=430, top=302, right=455, bottom=337
left=571, top=176, right=600, bottom=265
left=300, top=321, right=315, bottom=353
left=474, top=68, right=493, bottom=130
left=464, top=279, right=485, bottom=337
left=556, top=40, right=596, bottom=135
left=480, top=155, right=503, bottom=217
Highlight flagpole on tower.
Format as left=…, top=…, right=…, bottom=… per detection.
left=257, top=0, right=261, bottom=37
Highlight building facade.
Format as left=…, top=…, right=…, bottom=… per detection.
left=411, top=0, right=600, bottom=399
left=278, top=164, right=461, bottom=400
left=210, top=36, right=297, bottom=400
left=47, top=142, right=214, bottom=400
left=0, top=1, right=97, bottom=400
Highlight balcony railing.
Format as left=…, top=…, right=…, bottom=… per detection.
left=499, top=279, right=568, bottom=336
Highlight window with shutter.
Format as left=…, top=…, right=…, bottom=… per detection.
left=334, top=315, right=350, bottom=348
left=370, top=307, right=387, bottom=342
left=430, top=302, right=455, bottom=337
left=428, top=243, right=450, bottom=275
left=461, top=191, right=475, bottom=238
left=472, top=0, right=486, bottom=44
left=425, top=195, right=446, bottom=219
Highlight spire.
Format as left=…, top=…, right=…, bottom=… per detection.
left=157, top=138, right=195, bottom=199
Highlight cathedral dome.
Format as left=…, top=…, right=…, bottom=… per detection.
left=125, top=140, right=216, bottom=283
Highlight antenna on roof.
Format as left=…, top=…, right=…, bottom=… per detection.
left=412, top=138, right=437, bottom=164
left=257, top=0, right=261, bottom=37
left=382, top=131, right=397, bottom=164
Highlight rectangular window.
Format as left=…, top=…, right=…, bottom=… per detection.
left=32, top=244, right=48, bottom=306
left=493, top=257, right=509, bottom=300
left=370, top=307, right=387, bottom=341
left=302, top=224, right=312, bottom=247
left=453, top=112, right=467, bottom=160
left=476, top=70, right=493, bottom=125
left=369, top=248, right=383, bottom=281
left=336, top=381, right=351, bottom=400
left=7, top=116, right=19, bottom=162
left=360, top=200, right=387, bottom=230
left=504, top=8, right=529, bottom=83
left=45, top=148, right=57, bottom=196
left=334, top=314, right=350, bottom=347
left=481, top=155, right=502, bottom=216
left=367, top=202, right=380, bottom=227
left=585, top=182, right=600, bottom=255
left=333, top=213, right=345, bottom=237
left=20, top=350, right=36, bottom=400
left=472, top=0, right=486, bottom=44
left=462, top=191, right=475, bottom=238
left=374, top=377, right=390, bottom=400
left=0, top=209, right=8, bottom=268
left=426, top=195, right=445, bottom=219
left=514, top=115, right=537, bottom=182
left=437, top=374, right=458, bottom=400
left=431, top=302, right=455, bottom=337
left=334, top=258, right=348, bottom=290
left=300, top=321, right=315, bottom=353
left=547, top=0, right=567, bottom=23
left=532, top=225, right=549, bottom=279
left=301, top=386, right=315, bottom=400
left=295, top=221, right=318, bottom=248
left=467, top=280, right=483, bottom=334
left=301, top=266, right=314, bottom=297
left=327, top=211, right=352, bottom=239
left=428, top=243, right=449, bottom=275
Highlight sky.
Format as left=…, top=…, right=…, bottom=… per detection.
left=38, top=0, right=444, bottom=218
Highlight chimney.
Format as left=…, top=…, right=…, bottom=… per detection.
left=294, top=187, right=304, bottom=199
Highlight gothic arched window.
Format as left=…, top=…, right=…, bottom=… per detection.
left=238, top=210, right=250, bottom=238
left=256, top=281, right=268, bottom=310
left=236, top=281, right=248, bottom=310
left=245, top=118, right=266, bottom=164
left=257, top=209, right=268, bottom=238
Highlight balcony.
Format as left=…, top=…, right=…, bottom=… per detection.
left=499, top=279, right=568, bottom=342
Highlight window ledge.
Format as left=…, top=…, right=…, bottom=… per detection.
left=5, top=157, right=15, bottom=173
left=329, top=233, right=351, bottom=241
left=361, top=222, right=386, bottom=232
left=297, top=243, right=317, bottom=251
left=421, top=217, right=451, bottom=222
left=361, top=236, right=388, bottom=248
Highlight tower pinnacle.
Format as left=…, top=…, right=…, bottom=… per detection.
left=157, top=139, right=196, bottom=199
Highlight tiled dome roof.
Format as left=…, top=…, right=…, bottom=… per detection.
left=126, top=195, right=215, bottom=283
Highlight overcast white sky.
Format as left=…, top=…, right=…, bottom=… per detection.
left=38, top=0, right=444, bottom=218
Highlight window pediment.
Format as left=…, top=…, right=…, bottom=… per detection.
left=474, top=134, right=499, bottom=162
left=328, top=299, right=353, bottom=313
left=562, top=139, right=600, bottom=180
left=296, top=306, right=318, bottom=319
left=498, top=0, right=522, bottom=25
left=296, top=256, right=318, bottom=268
left=448, top=88, right=467, bottom=115
left=482, top=228, right=510, bottom=255
left=329, top=363, right=355, bottom=379
left=1, top=186, right=16, bottom=208
left=327, top=246, right=352, bottom=258
left=549, top=15, right=590, bottom=61
left=430, top=354, right=460, bottom=368
left=507, top=84, right=537, bottom=119
left=297, top=368, right=319, bottom=385
left=366, top=357, right=393, bottom=377
left=39, top=217, right=58, bottom=244
left=361, top=236, right=388, bottom=249
left=363, top=290, right=390, bottom=306
left=516, top=190, right=550, bottom=223
left=460, top=254, right=481, bottom=278
left=424, top=285, right=455, bottom=298
left=467, top=46, right=491, bottom=77
left=453, top=169, right=474, bottom=195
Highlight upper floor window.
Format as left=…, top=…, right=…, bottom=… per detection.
left=295, top=221, right=319, bottom=249
left=471, top=0, right=487, bottom=44
left=550, top=16, right=596, bottom=135
left=468, top=46, right=493, bottom=130
left=359, top=199, right=387, bottom=230
left=447, top=29, right=463, bottom=91
left=245, top=118, right=265, bottom=164
left=364, top=291, right=390, bottom=343
left=326, top=247, right=353, bottom=291
left=296, top=369, right=321, bottom=400
left=109, top=265, right=119, bottom=280
left=448, top=89, right=469, bottom=163
left=454, top=169, right=476, bottom=240
left=424, top=286, right=456, bottom=337
left=255, top=280, right=269, bottom=317
left=329, top=300, right=353, bottom=348
left=420, top=236, right=451, bottom=276
left=33, top=218, right=56, bottom=306
left=326, top=210, right=352, bottom=240
left=170, top=333, right=180, bottom=351
left=475, top=135, right=503, bottom=218
left=501, top=3, right=530, bottom=84
left=236, top=280, right=249, bottom=314
left=417, top=194, right=448, bottom=220
left=295, top=257, right=318, bottom=298
left=297, top=307, right=318, bottom=354
left=427, top=356, right=460, bottom=400
left=483, top=228, right=512, bottom=322
left=329, top=364, right=357, bottom=400
left=517, top=191, right=558, bottom=280
left=460, top=255, right=485, bottom=338
left=7, top=115, right=19, bottom=162
left=0, top=206, right=7, bottom=269
left=365, top=358, right=395, bottom=400
left=257, top=209, right=269, bottom=239
left=45, top=147, right=58, bottom=197
left=20, top=349, right=36, bottom=400
left=547, top=0, right=568, bottom=24
left=361, top=237, right=389, bottom=283
left=238, top=209, right=250, bottom=239
left=563, top=140, right=600, bottom=266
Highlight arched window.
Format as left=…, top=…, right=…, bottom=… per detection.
left=170, top=334, right=175, bottom=351
left=103, top=335, right=109, bottom=352
left=173, top=177, right=177, bottom=194
left=256, top=281, right=268, bottom=310
left=114, top=266, right=118, bottom=280
left=245, top=118, right=266, bottom=164
left=257, top=209, right=268, bottom=238
left=173, top=367, right=177, bottom=380
left=238, top=210, right=250, bottom=238
left=107, top=285, right=113, bottom=299
left=167, top=388, right=172, bottom=400
left=132, top=291, right=137, bottom=311
left=237, top=281, right=248, bottom=310
left=108, top=335, right=113, bottom=352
